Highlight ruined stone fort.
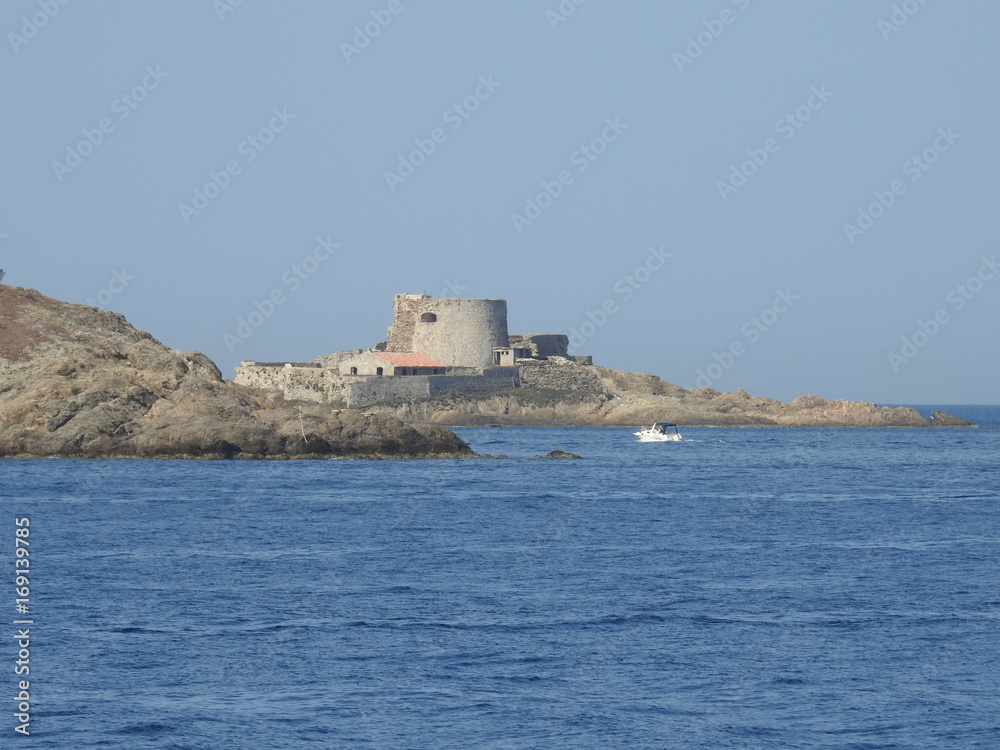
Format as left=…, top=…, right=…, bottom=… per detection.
left=235, top=293, right=592, bottom=408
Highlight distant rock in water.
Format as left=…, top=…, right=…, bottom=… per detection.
left=0, top=286, right=472, bottom=459
left=929, top=411, right=977, bottom=427
left=532, top=450, right=582, bottom=459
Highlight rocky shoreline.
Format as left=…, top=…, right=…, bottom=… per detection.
left=369, top=360, right=977, bottom=429
left=0, top=286, right=472, bottom=459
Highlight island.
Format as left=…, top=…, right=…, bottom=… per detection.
left=235, top=292, right=975, bottom=429
left=0, top=286, right=472, bottom=459
left=0, top=285, right=974, bottom=461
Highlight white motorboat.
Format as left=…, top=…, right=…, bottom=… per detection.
left=634, top=422, right=682, bottom=442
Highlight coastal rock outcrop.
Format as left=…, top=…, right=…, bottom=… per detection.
left=0, top=286, right=472, bottom=458
left=928, top=410, right=977, bottom=427
left=373, top=359, right=975, bottom=428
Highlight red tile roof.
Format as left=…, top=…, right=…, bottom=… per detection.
left=373, top=352, right=444, bottom=368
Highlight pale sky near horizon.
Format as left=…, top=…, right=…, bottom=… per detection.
left=2, top=1, right=998, bottom=404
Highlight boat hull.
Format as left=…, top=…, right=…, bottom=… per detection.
left=634, top=430, right=682, bottom=442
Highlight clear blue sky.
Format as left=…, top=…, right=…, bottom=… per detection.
left=2, top=0, right=997, bottom=404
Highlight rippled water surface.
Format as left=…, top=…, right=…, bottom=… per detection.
left=5, top=415, right=1000, bottom=748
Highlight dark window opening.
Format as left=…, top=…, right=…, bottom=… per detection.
left=349, top=367, right=358, bottom=375
left=376, top=367, right=383, bottom=376
left=420, top=312, right=437, bottom=323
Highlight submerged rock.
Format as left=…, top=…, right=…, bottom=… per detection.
left=532, top=450, right=582, bottom=459
left=0, top=286, right=472, bottom=459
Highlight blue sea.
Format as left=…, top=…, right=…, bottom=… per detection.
left=4, top=407, right=1000, bottom=749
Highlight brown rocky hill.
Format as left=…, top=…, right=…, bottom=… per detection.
left=375, top=358, right=976, bottom=428
left=0, top=286, right=471, bottom=458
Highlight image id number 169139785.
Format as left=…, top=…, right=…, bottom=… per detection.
left=13, top=517, right=32, bottom=736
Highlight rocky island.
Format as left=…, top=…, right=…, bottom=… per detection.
left=235, top=292, right=975, bottom=429
left=0, top=286, right=472, bottom=458
left=0, top=286, right=974, bottom=460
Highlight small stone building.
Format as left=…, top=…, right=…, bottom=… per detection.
left=338, top=351, right=445, bottom=377
left=492, top=347, right=532, bottom=366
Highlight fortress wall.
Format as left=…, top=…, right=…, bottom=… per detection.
left=346, top=376, right=432, bottom=408
left=237, top=363, right=520, bottom=409
left=234, top=364, right=355, bottom=403
left=314, top=349, right=364, bottom=366
left=234, top=365, right=292, bottom=392
left=479, top=366, right=521, bottom=382
left=517, top=359, right=606, bottom=394
left=426, top=370, right=519, bottom=397
left=345, top=368, right=520, bottom=408
left=508, top=334, right=569, bottom=359
left=386, top=294, right=420, bottom=352
left=387, top=295, right=509, bottom=368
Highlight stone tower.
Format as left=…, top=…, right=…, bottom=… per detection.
left=386, top=294, right=509, bottom=368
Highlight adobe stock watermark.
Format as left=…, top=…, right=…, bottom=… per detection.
left=717, top=85, right=833, bottom=202
left=214, top=0, right=245, bottom=21
left=86, top=267, right=136, bottom=309
left=842, top=126, right=959, bottom=245
left=8, top=0, right=71, bottom=54
left=546, top=0, right=588, bottom=31
left=384, top=75, right=501, bottom=192
left=568, top=245, right=672, bottom=349
left=179, top=107, right=295, bottom=224
left=673, top=0, right=753, bottom=73
left=878, top=0, right=931, bottom=40
left=223, top=236, right=339, bottom=352
left=510, top=117, right=628, bottom=234
left=887, top=254, right=998, bottom=372
left=439, top=277, right=468, bottom=298
left=688, top=288, right=799, bottom=389
left=51, top=65, right=168, bottom=183
left=341, top=0, right=407, bottom=63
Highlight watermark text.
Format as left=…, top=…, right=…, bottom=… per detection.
left=385, top=75, right=501, bottom=192
left=510, top=117, right=627, bottom=234
left=888, top=255, right=998, bottom=371
left=843, top=127, right=959, bottom=244
left=13, top=517, right=32, bottom=736
left=224, top=236, right=338, bottom=351
left=179, top=107, right=295, bottom=223
left=568, top=245, right=672, bottom=349
left=52, top=65, right=168, bottom=183
left=689, top=288, right=799, bottom=389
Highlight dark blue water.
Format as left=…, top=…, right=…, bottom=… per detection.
left=4, top=419, right=1000, bottom=748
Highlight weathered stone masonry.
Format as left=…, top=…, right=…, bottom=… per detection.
left=387, top=294, right=509, bottom=369
left=234, top=293, right=589, bottom=408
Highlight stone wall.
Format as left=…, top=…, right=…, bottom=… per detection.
left=517, top=359, right=606, bottom=395
left=345, top=376, right=431, bottom=408
left=508, top=334, right=569, bottom=359
left=314, top=349, right=364, bottom=366
left=346, top=367, right=520, bottom=408
left=237, top=362, right=521, bottom=409
left=235, top=364, right=352, bottom=403
left=427, top=367, right=519, bottom=395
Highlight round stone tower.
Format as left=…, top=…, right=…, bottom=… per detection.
left=386, top=294, right=509, bottom=368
